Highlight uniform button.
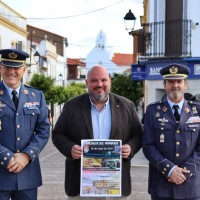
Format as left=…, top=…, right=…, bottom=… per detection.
left=161, top=127, right=164, bottom=130
left=16, top=113, right=19, bottom=116
left=162, top=171, right=165, bottom=174
left=176, top=153, right=179, bottom=157
left=1, top=162, right=4, bottom=165
left=193, top=128, right=196, bottom=131
left=30, top=150, right=33, bottom=154
left=7, top=153, right=10, bottom=156
left=176, top=130, right=180, bottom=134
left=166, top=164, right=170, bottom=167
left=4, top=157, right=7, bottom=160
left=164, top=168, right=167, bottom=171
left=17, top=137, right=21, bottom=141
left=17, top=150, right=20, bottom=153
left=176, top=142, right=180, bottom=145
left=32, top=113, right=35, bottom=116
left=16, top=125, right=20, bottom=128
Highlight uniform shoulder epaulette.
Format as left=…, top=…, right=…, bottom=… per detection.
left=149, top=101, right=162, bottom=106
left=24, top=84, right=33, bottom=88
left=188, top=101, right=200, bottom=106
left=24, top=84, right=40, bottom=91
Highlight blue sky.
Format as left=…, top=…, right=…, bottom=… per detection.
left=2, top=0, right=143, bottom=58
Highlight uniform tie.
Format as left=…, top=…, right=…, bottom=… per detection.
left=12, top=90, right=19, bottom=108
left=173, top=104, right=180, bottom=122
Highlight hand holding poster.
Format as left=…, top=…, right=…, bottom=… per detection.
left=80, top=139, right=122, bottom=197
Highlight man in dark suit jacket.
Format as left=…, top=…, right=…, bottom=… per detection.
left=143, top=64, right=200, bottom=200
left=52, top=65, right=142, bottom=199
left=0, top=49, right=50, bottom=200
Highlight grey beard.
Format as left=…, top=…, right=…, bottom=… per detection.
left=89, top=92, right=109, bottom=102
left=168, top=90, right=183, bottom=100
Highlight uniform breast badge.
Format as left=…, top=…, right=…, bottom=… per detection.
left=158, top=118, right=169, bottom=126
left=155, top=112, right=160, bottom=117
left=0, top=101, right=6, bottom=108
left=160, top=134, right=165, bottom=143
left=158, top=118, right=169, bottom=123
left=157, top=105, right=161, bottom=110
left=31, top=92, right=36, bottom=97
left=192, top=107, right=197, bottom=114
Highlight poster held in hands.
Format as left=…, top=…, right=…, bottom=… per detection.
left=80, top=139, right=122, bottom=197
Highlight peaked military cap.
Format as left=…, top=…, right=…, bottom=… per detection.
left=0, top=49, right=29, bottom=67
left=160, top=63, right=190, bottom=79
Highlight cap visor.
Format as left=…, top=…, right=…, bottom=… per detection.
left=163, top=76, right=187, bottom=80
left=0, top=61, right=24, bottom=67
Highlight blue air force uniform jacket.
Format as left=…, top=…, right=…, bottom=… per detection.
left=0, top=82, right=50, bottom=190
left=143, top=99, right=200, bottom=199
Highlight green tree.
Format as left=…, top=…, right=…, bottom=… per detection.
left=64, top=82, right=86, bottom=101
left=111, top=73, right=143, bottom=107
left=29, top=74, right=57, bottom=104
left=46, top=85, right=66, bottom=105
left=29, top=75, right=86, bottom=105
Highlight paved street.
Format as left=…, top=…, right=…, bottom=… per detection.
left=38, top=138, right=151, bottom=200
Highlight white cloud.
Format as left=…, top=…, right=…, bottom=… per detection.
left=2, top=0, right=143, bottom=58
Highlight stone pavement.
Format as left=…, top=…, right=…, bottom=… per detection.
left=38, top=139, right=151, bottom=200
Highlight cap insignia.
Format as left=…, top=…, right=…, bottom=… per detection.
left=8, top=52, right=18, bottom=59
left=169, top=66, right=178, bottom=74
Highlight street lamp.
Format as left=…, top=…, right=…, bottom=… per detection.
left=28, top=51, right=40, bottom=66
left=124, top=9, right=136, bottom=35
left=33, top=51, right=40, bottom=65
left=59, top=73, right=63, bottom=86
left=124, top=9, right=137, bottom=63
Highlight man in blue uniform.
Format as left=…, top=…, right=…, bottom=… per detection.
left=0, top=49, right=50, bottom=200
left=143, top=63, right=200, bottom=200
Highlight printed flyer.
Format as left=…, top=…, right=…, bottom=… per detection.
left=80, top=139, right=122, bottom=197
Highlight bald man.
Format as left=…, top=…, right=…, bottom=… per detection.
left=52, top=66, right=142, bottom=200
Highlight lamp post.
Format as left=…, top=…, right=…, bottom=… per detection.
left=28, top=31, right=35, bottom=67
left=28, top=30, right=40, bottom=67
left=123, top=9, right=147, bottom=115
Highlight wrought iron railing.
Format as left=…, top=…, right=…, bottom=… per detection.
left=138, top=19, right=192, bottom=60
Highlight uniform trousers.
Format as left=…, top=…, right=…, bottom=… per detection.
left=0, top=188, right=37, bottom=200
left=151, top=196, right=200, bottom=200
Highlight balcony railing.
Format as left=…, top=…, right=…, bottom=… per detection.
left=138, top=19, right=192, bottom=60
